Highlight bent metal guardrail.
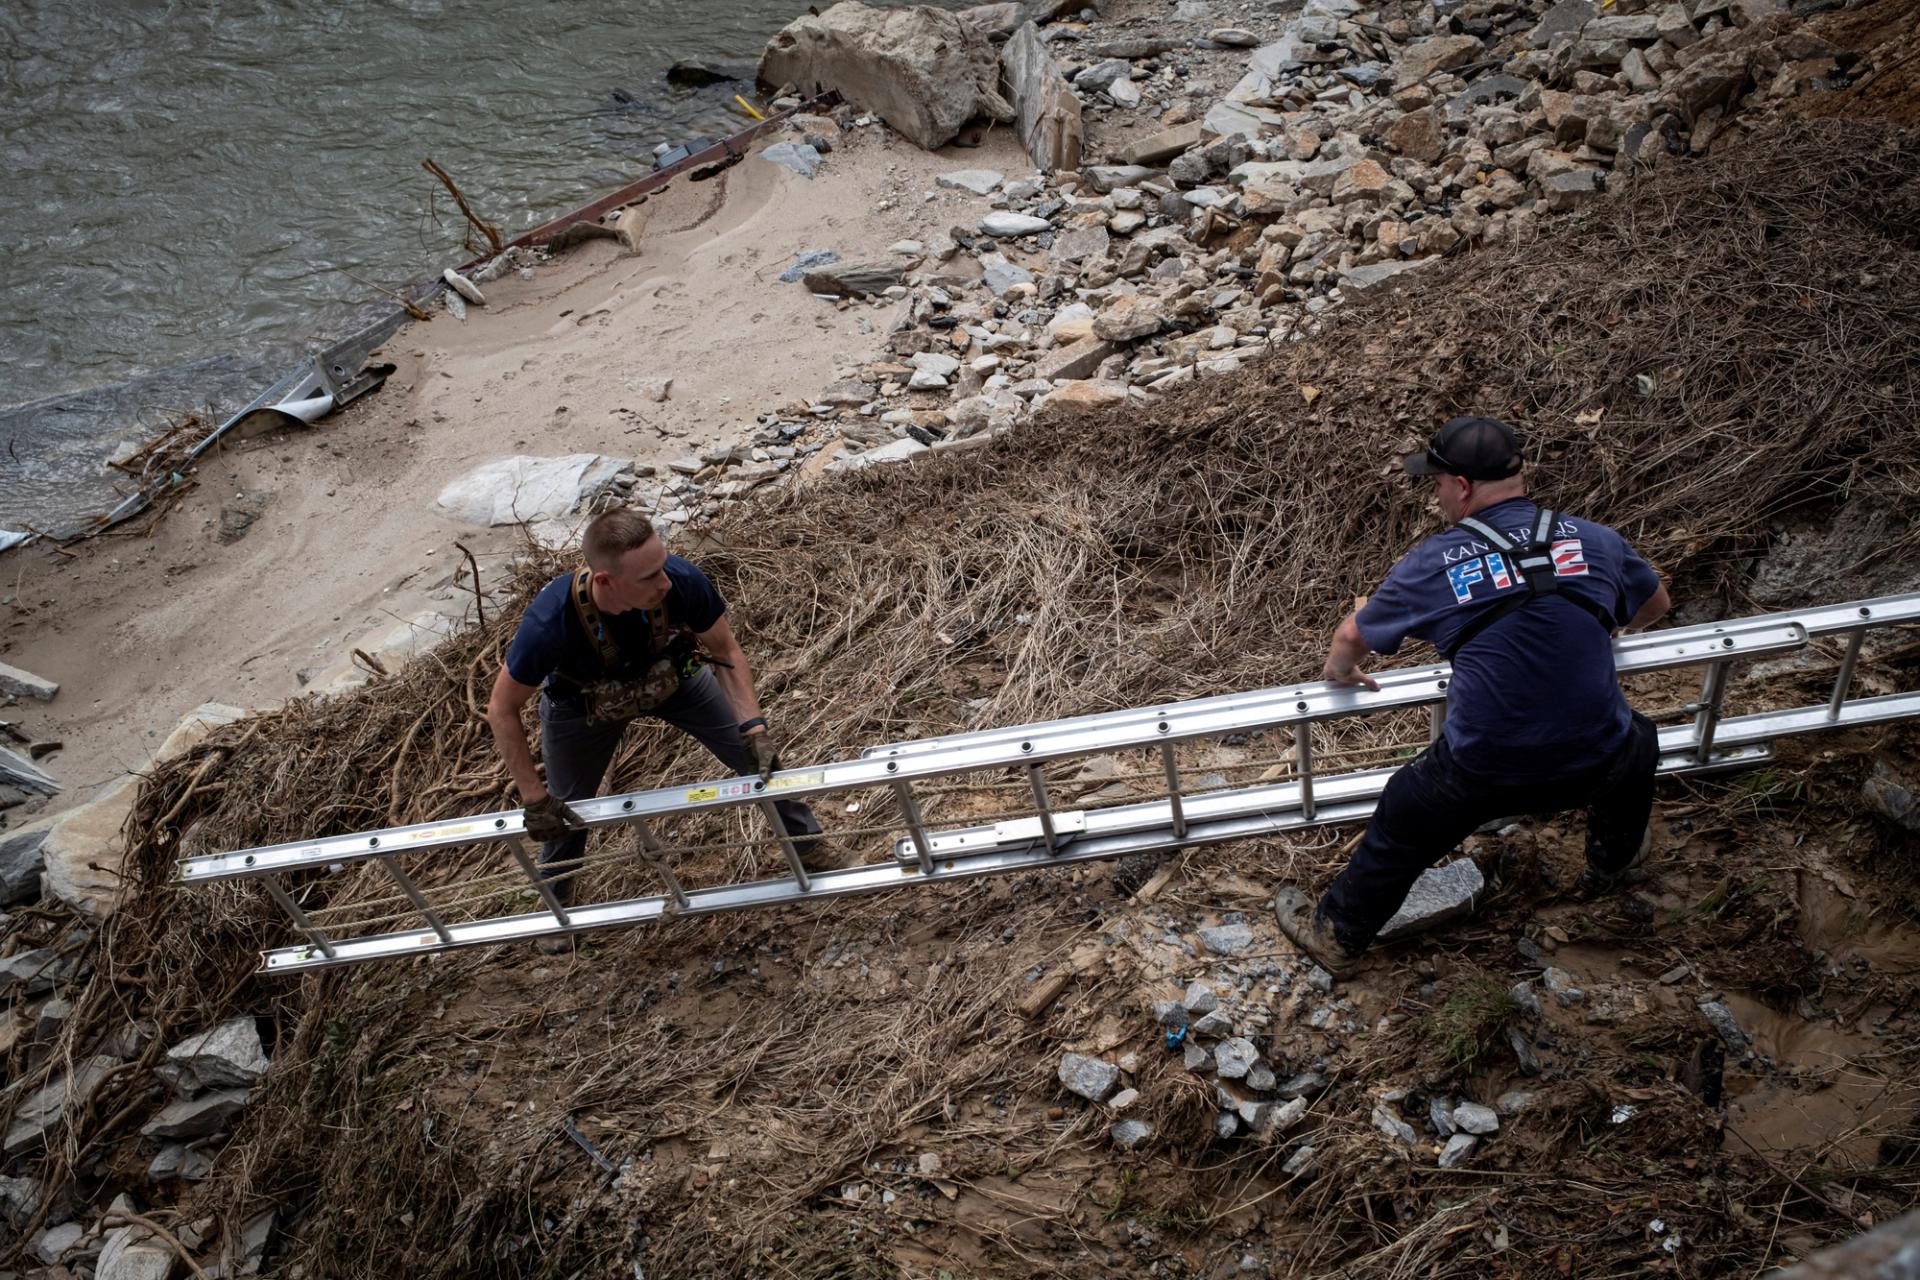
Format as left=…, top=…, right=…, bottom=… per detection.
left=177, top=594, right=1920, bottom=973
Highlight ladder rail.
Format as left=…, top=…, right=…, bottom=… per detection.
left=178, top=615, right=1815, bottom=885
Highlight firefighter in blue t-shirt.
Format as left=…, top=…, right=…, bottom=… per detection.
left=1274, top=417, right=1672, bottom=980
left=485, top=509, right=822, bottom=943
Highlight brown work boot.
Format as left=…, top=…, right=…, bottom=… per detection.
left=1273, top=886, right=1364, bottom=980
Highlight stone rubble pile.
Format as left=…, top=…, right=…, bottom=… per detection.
left=0, top=947, right=278, bottom=1277
left=663, top=0, right=1862, bottom=490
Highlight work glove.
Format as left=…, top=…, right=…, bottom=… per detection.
left=747, top=730, right=781, bottom=784
left=523, top=793, right=586, bottom=842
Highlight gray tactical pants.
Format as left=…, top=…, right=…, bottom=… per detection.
left=536, top=667, right=821, bottom=894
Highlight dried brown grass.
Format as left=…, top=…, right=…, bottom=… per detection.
left=3, top=117, right=1919, bottom=1278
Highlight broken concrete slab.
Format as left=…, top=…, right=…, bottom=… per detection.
left=0, top=660, right=58, bottom=702
left=141, top=1088, right=252, bottom=1140
left=1001, top=21, right=1083, bottom=171
left=1374, top=858, right=1485, bottom=941
left=758, top=2, right=1012, bottom=152
left=156, top=1015, right=270, bottom=1095
left=1058, top=1052, right=1120, bottom=1101
left=435, top=454, right=628, bottom=527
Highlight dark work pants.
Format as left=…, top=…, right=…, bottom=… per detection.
left=1319, top=711, right=1659, bottom=952
left=537, top=667, right=821, bottom=887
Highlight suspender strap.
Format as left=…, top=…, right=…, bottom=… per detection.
left=1443, top=509, right=1614, bottom=658
left=567, top=568, right=674, bottom=674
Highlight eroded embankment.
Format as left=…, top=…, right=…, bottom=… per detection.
left=3, top=117, right=1919, bottom=1278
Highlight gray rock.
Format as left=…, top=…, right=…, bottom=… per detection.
left=1183, top=979, right=1219, bottom=1015
left=5, top=1056, right=120, bottom=1154
left=0, top=659, right=58, bottom=702
left=1184, top=1041, right=1212, bottom=1072
left=0, top=819, right=53, bottom=905
left=1376, top=859, right=1484, bottom=941
left=761, top=141, right=824, bottom=178
left=1452, top=1101, right=1501, bottom=1134
left=97, top=1227, right=175, bottom=1280
left=1214, top=1037, right=1258, bottom=1080
left=0, top=744, right=60, bottom=796
left=1109, top=1087, right=1140, bottom=1111
left=1004, top=20, right=1083, bottom=171
left=980, top=253, right=1035, bottom=294
left=1864, top=761, right=1920, bottom=833
left=1192, top=1008, right=1233, bottom=1038
left=937, top=168, right=1004, bottom=195
left=1438, top=1133, right=1479, bottom=1168
left=1153, top=998, right=1188, bottom=1027
left=1213, top=1109, right=1241, bottom=1137
left=1051, top=223, right=1110, bottom=265
left=1509, top=1027, right=1543, bottom=1075
left=1036, top=336, right=1117, bottom=381
left=0, top=945, right=64, bottom=996
left=757, top=5, right=1014, bottom=152
left=1541, top=169, right=1605, bottom=211
left=1339, top=257, right=1438, bottom=300
left=33, top=1221, right=84, bottom=1265
left=1372, top=1105, right=1418, bottom=1145
left=149, top=1142, right=214, bottom=1182
left=1446, top=73, right=1531, bottom=122
left=156, top=1015, right=269, bottom=1095
left=1268, top=1096, right=1308, bottom=1133
left=1533, top=0, right=1597, bottom=47
left=1209, top=27, right=1260, bottom=47
left=1236, top=1098, right=1272, bottom=1129
left=1084, top=164, right=1154, bottom=193
left=1542, top=966, right=1584, bottom=1006
left=1586, top=13, right=1660, bottom=40
left=1430, top=1096, right=1456, bottom=1135
left=1282, top=1144, right=1316, bottom=1176
left=818, top=379, right=877, bottom=408
left=1199, top=923, right=1255, bottom=956
left=140, top=1088, right=251, bottom=1140
left=1392, top=34, right=1482, bottom=88
left=981, top=211, right=1052, bottom=237
left=0, top=1173, right=46, bottom=1226
left=1495, top=1089, right=1536, bottom=1116
left=1304, top=965, right=1334, bottom=994
left=1106, top=77, right=1141, bottom=109
left=1247, top=1062, right=1276, bottom=1092
left=1073, top=58, right=1133, bottom=92
left=1058, top=1051, right=1121, bottom=1102
left=1510, top=981, right=1544, bottom=1019
left=908, top=351, right=962, bottom=378
left=802, top=261, right=905, bottom=296
left=1698, top=1000, right=1751, bottom=1058
left=778, top=249, right=840, bottom=283
left=1110, top=1118, right=1153, bottom=1151
left=441, top=268, right=485, bottom=306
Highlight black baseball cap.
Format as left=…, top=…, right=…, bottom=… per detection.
left=1401, top=415, right=1523, bottom=480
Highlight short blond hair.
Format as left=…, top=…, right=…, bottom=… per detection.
left=583, top=509, right=658, bottom=572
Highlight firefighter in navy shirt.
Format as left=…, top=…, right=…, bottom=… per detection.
left=485, top=510, right=822, bottom=941
left=1274, top=417, right=1671, bottom=979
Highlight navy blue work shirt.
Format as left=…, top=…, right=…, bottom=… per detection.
left=504, top=555, right=725, bottom=696
left=1354, top=498, right=1661, bottom=783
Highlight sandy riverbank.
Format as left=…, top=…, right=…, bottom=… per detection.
left=0, top=117, right=1035, bottom=811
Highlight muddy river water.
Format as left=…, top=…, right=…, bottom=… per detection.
left=0, top=0, right=956, bottom=538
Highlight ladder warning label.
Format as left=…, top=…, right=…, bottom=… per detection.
left=770, top=771, right=825, bottom=790
left=686, top=786, right=719, bottom=802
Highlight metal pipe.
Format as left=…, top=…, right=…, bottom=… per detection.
left=1693, top=661, right=1730, bottom=765
left=378, top=857, right=452, bottom=943
left=1028, top=764, right=1060, bottom=853
left=1295, top=723, right=1316, bottom=821
left=1828, top=628, right=1866, bottom=719
left=894, top=782, right=936, bottom=874
left=1159, top=742, right=1187, bottom=840
left=261, top=874, right=337, bottom=959
left=762, top=800, right=812, bottom=891
left=508, top=838, right=572, bottom=928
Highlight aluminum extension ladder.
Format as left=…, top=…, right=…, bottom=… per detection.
left=178, top=594, right=1920, bottom=973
